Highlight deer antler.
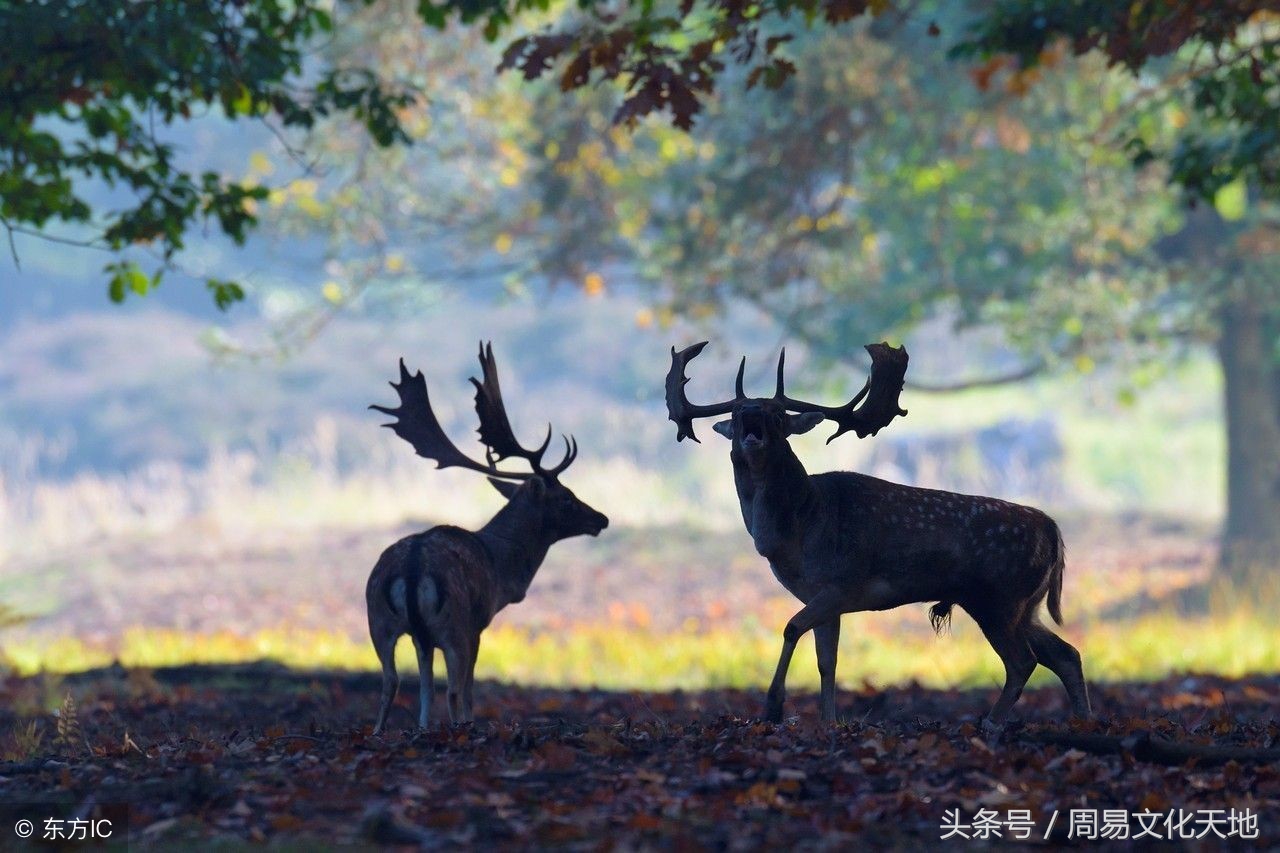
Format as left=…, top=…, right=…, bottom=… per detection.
left=371, top=358, right=531, bottom=480
left=777, top=342, right=909, bottom=442
left=665, top=341, right=748, bottom=443
left=469, top=341, right=577, bottom=478
left=471, top=341, right=552, bottom=467
left=542, top=434, right=578, bottom=478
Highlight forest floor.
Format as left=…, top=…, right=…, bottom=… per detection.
left=0, top=664, right=1277, bottom=848
left=1, top=512, right=1278, bottom=847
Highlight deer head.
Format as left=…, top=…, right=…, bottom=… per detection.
left=665, top=341, right=910, bottom=463
left=372, top=342, right=608, bottom=540
left=486, top=475, right=607, bottom=541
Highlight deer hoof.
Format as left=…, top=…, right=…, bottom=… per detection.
left=979, top=716, right=1006, bottom=738
left=764, top=702, right=784, bottom=724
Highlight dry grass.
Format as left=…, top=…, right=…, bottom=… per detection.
left=2, top=604, right=1277, bottom=695
left=3, top=338, right=1269, bottom=698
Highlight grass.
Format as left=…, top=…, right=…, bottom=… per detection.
left=2, top=328, right=1262, bottom=703
left=4, top=605, right=1276, bottom=698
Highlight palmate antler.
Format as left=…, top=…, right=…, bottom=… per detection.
left=775, top=343, right=909, bottom=441
left=470, top=342, right=577, bottom=477
left=665, top=341, right=909, bottom=443
left=665, top=341, right=748, bottom=443
left=372, top=343, right=578, bottom=481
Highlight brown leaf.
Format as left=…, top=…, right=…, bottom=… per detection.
left=627, top=813, right=663, bottom=830
left=560, top=50, right=592, bottom=91
left=583, top=729, right=628, bottom=757
left=535, top=741, right=578, bottom=771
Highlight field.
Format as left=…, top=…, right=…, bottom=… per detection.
left=3, top=508, right=1276, bottom=687
left=3, top=313, right=1278, bottom=846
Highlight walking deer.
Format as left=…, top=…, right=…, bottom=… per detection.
left=367, top=343, right=608, bottom=732
left=665, top=342, right=1090, bottom=727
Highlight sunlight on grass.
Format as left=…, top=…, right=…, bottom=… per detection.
left=4, top=608, right=1276, bottom=691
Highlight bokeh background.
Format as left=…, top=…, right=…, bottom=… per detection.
left=3, top=5, right=1278, bottom=695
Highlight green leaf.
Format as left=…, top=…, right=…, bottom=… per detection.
left=230, top=85, right=254, bottom=117
left=206, top=279, right=246, bottom=311
left=1214, top=176, right=1248, bottom=221
left=104, top=261, right=153, bottom=302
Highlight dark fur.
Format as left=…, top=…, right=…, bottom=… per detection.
left=715, top=400, right=1091, bottom=725
left=366, top=477, right=607, bottom=732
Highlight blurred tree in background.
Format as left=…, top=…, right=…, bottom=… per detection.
left=955, top=1, right=1280, bottom=587
left=5, top=0, right=1278, bottom=573
left=0, top=0, right=413, bottom=306
left=266, top=4, right=1277, bottom=575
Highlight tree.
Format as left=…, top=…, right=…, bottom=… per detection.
left=481, top=1, right=1278, bottom=575
left=14, top=0, right=1274, bottom=571
left=0, top=0, right=413, bottom=307
left=956, top=3, right=1280, bottom=574
left=494, top=9, right=1275, bottom=578
left=217, top=3, right=551, bottom=356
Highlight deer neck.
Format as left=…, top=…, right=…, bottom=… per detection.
left=477, top=499, right=554, bottom=607
left=731, top=440, right=816, bottom=558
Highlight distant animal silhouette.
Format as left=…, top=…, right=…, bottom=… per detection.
left=367, top=343, right=607, bottom=731
left=665, top=342, right=1089, bottom=726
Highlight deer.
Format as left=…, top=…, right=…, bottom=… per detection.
left=366, top=343, right=608, bottom=732
left=665, top=341, right=1090, bottom=728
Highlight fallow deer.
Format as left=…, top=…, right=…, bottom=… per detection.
left=367, top=343, right=608, bottom=732
left=665, top=342, right=1090, bottom=727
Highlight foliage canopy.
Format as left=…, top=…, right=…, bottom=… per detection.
left=5, top=1, right=1277, bottom=307
left=0, top=0, right=411, bottom=306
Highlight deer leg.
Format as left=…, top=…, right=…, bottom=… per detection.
left=766, top=589, right=846, bottom=723
left=412, top=638, right=435, bottom=729
left=371, top=630, right=400, bottom=735
left=1026, top=621, right=1091, bottom=718
left=814, top=618, right=841, bottom=722
left=461, top=632, right=480, bottom=724
left=975, top=615, right=1037, bottom=727
left=442, top=643, right=466, bottom=726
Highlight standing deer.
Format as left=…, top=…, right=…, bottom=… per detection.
left=665, top=342, right=1090, bottom=727
left=366, top=343, right=608, bottom=732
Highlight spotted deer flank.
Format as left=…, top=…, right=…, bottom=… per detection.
left=665, top=341, right=1090, bottom=727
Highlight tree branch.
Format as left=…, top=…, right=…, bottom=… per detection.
left=904, top=357, right=1049, bottom=393
left=0, top=221, right=112, bottom=252
left=0, top=216, right=19, bottom=269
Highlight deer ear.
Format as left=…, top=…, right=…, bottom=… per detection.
left=787, top=412, right=825, bottom=435
left=712, top=419, right=735, bottom=440
left=487, top=477, right=521, bottom=499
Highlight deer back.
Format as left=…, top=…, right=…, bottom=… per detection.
left=800, top=471, right=1062, bottom=611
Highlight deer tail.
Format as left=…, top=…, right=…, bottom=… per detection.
left=390, top=534, right=444, bottom=650
left=929, top=602, right=953, bottom=635
left=1047, top=523, right=1066, bottom=626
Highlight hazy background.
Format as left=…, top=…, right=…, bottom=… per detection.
left=1, top=8, right=1271, bottom=691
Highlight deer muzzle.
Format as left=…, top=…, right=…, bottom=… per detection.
left=739, top=409, right=767, bottom=451
left=585, top=511, right=609, bottom=537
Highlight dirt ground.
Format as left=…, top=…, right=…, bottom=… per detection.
left=0, top=665, right=1276, bottom=848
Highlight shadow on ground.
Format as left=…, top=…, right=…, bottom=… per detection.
left=0, top=663, right=1276, bottom=848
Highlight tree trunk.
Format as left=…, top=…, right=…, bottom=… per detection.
left=1217, top=282, right=1280, bottom=577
